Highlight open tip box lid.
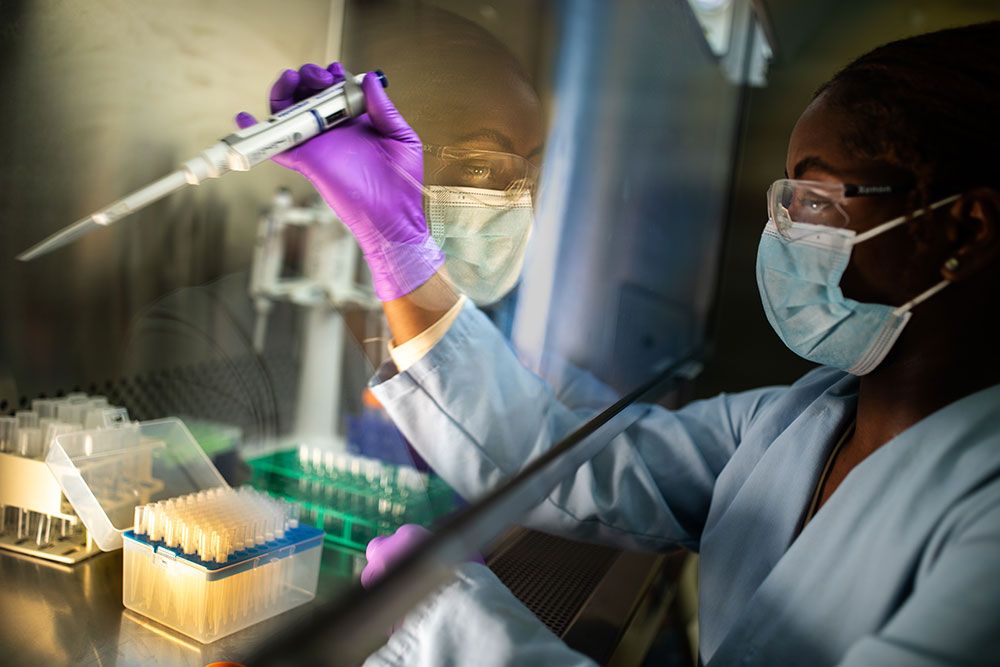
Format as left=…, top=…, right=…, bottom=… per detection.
left=45, top=417, right=228, bottom=551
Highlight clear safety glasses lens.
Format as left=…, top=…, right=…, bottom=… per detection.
left=767, top=179, right=850, bottom=240
left=423, top=144, right=538, bottom=208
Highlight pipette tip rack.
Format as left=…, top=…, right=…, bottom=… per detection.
left=0, top=393, right=129, bottom=563
left=122, top=486, right=323, bottom=643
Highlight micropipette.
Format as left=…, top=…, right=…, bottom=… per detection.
left=17, top=70, right=387, bottom=261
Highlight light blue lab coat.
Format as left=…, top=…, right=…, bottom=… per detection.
left=365, top=301, right=1000, bottom=666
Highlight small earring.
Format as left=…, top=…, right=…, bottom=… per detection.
left=944, top=257, right=960, bottom=272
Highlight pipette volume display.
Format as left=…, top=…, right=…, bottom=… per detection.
left=17, top=69, right=387, bottom=262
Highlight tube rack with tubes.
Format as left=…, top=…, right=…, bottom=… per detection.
left=246, top=446, right=459, bottom=552
left=47, top=418, right=324, bottom=643
left=122, top=486, right=322, bottom=643
left=0, top=393, right=134, bottom=563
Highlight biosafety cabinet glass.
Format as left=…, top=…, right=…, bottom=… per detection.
left=1, top=0, right=749, bottom=664
left=273, top=0, right=750, bottom=661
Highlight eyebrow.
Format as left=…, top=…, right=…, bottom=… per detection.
left=790, top=156, right=846, bottom=179
left=451, top=128, right=545, bottom=163
left=453, top=128, right=517, bottom=153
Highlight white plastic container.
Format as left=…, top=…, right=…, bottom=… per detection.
left=47, top=418, right=323, bottom=643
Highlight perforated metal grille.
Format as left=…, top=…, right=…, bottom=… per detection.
left=488, top=530, right=619, bottom=637
left=2, top=352, right=298, bottom=444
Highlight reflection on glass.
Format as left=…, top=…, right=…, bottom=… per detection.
left=344, top=1, right=545, bottom=315
left=422, top=144, right=539, bottom=201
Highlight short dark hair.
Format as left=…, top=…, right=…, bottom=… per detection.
left=815, top=22, right=1000, bottom=206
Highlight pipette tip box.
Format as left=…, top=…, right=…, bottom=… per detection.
left=122, top=522, right=322, bottom=643
left=47, top=418, right=324, bottom=643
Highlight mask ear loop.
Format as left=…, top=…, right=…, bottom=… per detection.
left=870, top=194, right=964, bottom=317
left=891, top=278, right=950, bottom=317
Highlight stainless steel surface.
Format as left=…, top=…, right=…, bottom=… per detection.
left=0, top=544, right=364, bottom=667
left=0, top=0, right=335, bottom=402
left=15, top=216, right=103, bottom=263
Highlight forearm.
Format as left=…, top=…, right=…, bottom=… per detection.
left=381, top=270, right=460, bottom=345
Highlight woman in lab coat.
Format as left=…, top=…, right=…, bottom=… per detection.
left=243, top=21, right=1000, bottom=666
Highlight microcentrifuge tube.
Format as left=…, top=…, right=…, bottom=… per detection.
left=16, top=410, right=38, bottom=430
left=0, top=416, right=14, bottom=452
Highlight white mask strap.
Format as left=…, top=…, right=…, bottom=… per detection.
left=891, top=278, right=950, bottom=316
left=853, top=194, right=961, bottom=244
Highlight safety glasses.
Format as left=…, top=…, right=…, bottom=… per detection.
left=423, top=144, right=539, bottom=207
left=767, top=178, right=910, bottom=240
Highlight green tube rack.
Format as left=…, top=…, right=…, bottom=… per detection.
left=246, top=447, right=458, bottom=552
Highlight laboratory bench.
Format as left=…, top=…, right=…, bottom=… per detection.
left=0, top=527, right=685, bottom=666
left=0, top=541, right=363, bottom=666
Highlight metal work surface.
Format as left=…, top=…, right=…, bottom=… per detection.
left=0, top=545, right=364, bottom=667
left=0, top=528, right=681, bottom=666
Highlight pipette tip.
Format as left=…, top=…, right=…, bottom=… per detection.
left=16, top=216, right=101, bottom=261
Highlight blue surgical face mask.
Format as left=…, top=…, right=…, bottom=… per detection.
left=425, top=186, right=533, bottom=306
left=756, top=197, right=958, bottom=375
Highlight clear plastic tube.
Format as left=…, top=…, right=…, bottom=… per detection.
left=0, top=417, right=14, bottom=452
left=16, top=410, right=38, bottom=431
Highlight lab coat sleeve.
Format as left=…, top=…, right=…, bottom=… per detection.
left=363, top=563, right=598, bottom=667
left=836, top=494, right=1000, bottom=666
left=370, top=301, right=786, bottom=552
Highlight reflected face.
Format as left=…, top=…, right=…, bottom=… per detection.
left=410, top=68, right=543, bottom=169
left=785, top=95, right=941, bottom=306
left=363, top=33, right=544, bottom=189
left=350, top=15, right=545, bottom=305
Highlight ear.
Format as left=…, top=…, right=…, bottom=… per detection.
left=941, top=187, right=1000, bottom=282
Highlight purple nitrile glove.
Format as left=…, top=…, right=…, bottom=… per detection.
left=236, top=62, right=443, bottom=301
left=361, top=524, right=485, bottom=590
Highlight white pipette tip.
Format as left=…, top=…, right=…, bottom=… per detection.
left=137, top=487, right=298, bottom=564
left=16, top=170, right=189, bottom=261
left=16, top=216, right=102, bottom=261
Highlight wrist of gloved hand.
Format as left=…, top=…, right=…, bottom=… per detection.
left=361, top=236, right=445, bottom=301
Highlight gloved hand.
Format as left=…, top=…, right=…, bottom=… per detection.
left=361, top=524, right=485, bottom=589
left=236, top=62, right=443, bottom=301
